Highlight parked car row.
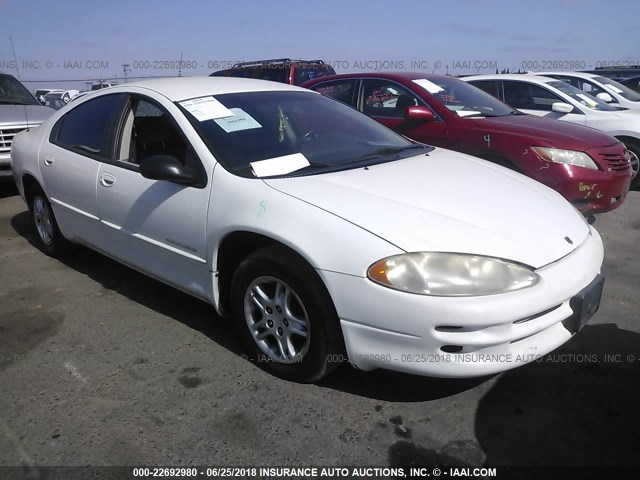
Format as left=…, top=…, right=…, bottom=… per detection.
left=302, top=72, right=634, bottom=212
left=11, top=75, right=608, bottom=382
left=463, top=74, right=640, bottom=189
left=33, top=82, right=118, bottom=110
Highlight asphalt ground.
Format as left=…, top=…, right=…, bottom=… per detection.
left=0, top=183, right=639, bottom=472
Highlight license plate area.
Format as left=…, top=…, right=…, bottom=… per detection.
left=563, top=274, right=605, bottom=334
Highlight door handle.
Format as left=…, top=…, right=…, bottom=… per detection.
left=99, top=173, right=116, bottom=187
left=43, top=155, right=54, bottom=166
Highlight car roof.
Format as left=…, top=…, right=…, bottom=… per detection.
left=321, top=72, right=453, bottom=80
left=302, top=71, right=461, bottom=86
left=535, top=71, right=599, bottom=80
left=462, top=74, right=560, bottom=84
left=111, top=76, right=306, bottom=101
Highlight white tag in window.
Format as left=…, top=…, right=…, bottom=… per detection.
left=179, top=96, right=234, bottom=121
left=412, top=79, right=445, bottom=94
left=251, top=153, right=311, bottom=177
left=214, top=108, right=262, bottom=132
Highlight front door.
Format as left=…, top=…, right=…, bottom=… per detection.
left=359, top=79, right=449, bottom=146
left=95, top=95, right=212, bottom=300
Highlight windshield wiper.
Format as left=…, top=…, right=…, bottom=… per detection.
left=357, top=144, right=431, bottom=159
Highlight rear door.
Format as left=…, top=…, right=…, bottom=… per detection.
left=95, top=94, right=212, bottom=300
left=308, top=78, right=359, bottom=107
left=42, top=93, right=126, bottom=245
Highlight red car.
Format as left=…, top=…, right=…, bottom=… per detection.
left=302, top=73, right=632, bottom=214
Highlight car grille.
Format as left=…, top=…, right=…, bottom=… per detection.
left=0, top=126, right=29, bottom=157
left=596, top=151, right=632, bottom=173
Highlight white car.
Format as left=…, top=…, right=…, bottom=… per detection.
left=11, top=77, right=605, bottom=382
left=534, top=71, right=640, bottom=110
left=463, top=74, right=640, bottom=189
left=34, top=89, right=80, bottom=105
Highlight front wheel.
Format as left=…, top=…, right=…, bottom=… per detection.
left=624, top=142, right=640, bottom=190
left=231, top=245, right=345, bottom=382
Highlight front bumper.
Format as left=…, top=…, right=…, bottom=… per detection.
left=0, top=153, right=12, bottom=178
left=523, top=144, right=632, bottom=214
left=319, top=227, right=604, bottom=377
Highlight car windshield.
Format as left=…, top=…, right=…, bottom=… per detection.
left=547, top=81, right=616, bottom=111
left=413, top=77, right=515, bottom=117
left=179, top=91, right=431, bottom=178
left=0, top=75, right=40, bottom=105
left=594, top=76, right=640, bottom=102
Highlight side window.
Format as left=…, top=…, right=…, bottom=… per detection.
left=255, top=66, right=288, bottom=83
left=54, top=94, right=124, bottom=157
left=504, top=82, right=562, bottom=111
left=471, top=80, right=502, bottom=100
left=117, top=98, right=188, bottom=165
left=311, top=79, right=357, bottom=107
left=580, top=80, right=608, bottom=98
left=361, top=80, right=420, bottom=118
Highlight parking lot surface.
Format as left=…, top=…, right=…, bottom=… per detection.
left=1, top=185, right=639, bottom=468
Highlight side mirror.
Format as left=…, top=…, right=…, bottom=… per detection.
left=596, top=92, right=614, bottom=103
left=139, top=155, right=198, bottom=185
left=551, top=102, right=574, bottom=114
left=405, top=106, right=435, bottom=123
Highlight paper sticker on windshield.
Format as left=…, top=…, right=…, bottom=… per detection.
left=214, top=108, right=262, bottom=133
left=179, top=96, right=233, bottom=121
left=576, top=93, right=598, bottom=107
left=456, top=110, right=483, bottom=118
left=603, top=84, right=623, bottom=94
left=251, top=153, right=310, bottom=177
left=412, top=79, right=445, bottom=94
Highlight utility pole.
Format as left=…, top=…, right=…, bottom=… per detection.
left=122, top=64, right=130, bottom=83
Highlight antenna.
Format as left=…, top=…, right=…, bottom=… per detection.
left=178, top=52, right=183, bottom=77
left=9, top=35, right=31, bottom=130
left=9, top=35, right=21, bottom=79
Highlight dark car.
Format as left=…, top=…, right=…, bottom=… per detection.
left=210, top=58, right=336, bottom=86
left=302, top=72, right=632, bottom=214
left=620, top=76, right=640, bottom=93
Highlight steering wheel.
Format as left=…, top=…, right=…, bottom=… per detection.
left=297, top=129, right=328, bottom=149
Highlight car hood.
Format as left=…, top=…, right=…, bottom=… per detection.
left=469, top=114, right=618, bottom=149
left=264, top=148, right=590, bottom=269
left=0, top=105, right=55, bottom=127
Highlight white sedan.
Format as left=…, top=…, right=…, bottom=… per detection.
left=11, top=77, right=605, bottom=382
left=463, top=74, right=640, bottom=189
left=534, top=71, right=640, bottom=110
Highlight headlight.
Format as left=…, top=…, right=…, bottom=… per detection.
left=531, top=147, right=599, bottom=170
left=367, top=253, right=539, bottom=296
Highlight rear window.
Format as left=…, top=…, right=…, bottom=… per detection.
left=294, top=65, right=336, bottom=85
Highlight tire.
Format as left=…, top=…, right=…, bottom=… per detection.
left=231, top=245, right=345, bottom=382
left=623, top=141, right=640, bottom=190
left=28, top=186, right=73, bottom=257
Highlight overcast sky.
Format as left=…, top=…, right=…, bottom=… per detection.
left=2, top=0, right=639, bottom=90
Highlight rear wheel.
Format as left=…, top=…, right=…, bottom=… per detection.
left=28, top=186, right=73, bottom=257
left=231, top=245, right=345, bottom=382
